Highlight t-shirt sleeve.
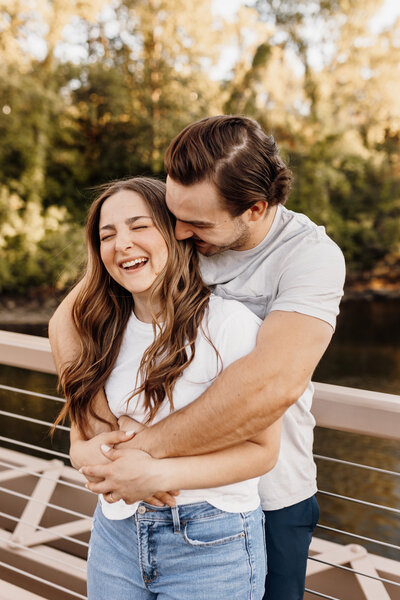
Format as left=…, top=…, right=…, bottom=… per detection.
left=270, top=239, right=346, bottom=329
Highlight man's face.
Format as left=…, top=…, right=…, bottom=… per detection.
left=166, top=177, right=251, bottom=256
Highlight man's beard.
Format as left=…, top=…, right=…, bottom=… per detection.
left=196, top=219, right=251, bottom=256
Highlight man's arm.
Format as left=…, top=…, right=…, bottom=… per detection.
left=50, top=288, right=332, bottom=460
left=49, top=281, right=118, bottom=439
left=82, top=418, right=282, bottom=504
left=123, top=311, right=333, bottom=459
left=48, top=281, right=84, bottom=373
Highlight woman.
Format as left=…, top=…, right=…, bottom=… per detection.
left=54, top=177, right=281, bottom=600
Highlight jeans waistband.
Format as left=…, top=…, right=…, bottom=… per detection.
left=134, top=500, right=246, bottom=524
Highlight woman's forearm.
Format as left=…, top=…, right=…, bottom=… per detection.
left=69, top=392, right=118, bottom=469
left=158, top=420, right=281, bottom=491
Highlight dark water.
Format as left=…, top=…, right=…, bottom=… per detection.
left=315, top=298, right=400, bottom=394
left=0, top=298, right=399, bottom=559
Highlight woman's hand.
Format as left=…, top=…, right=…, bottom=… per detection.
left=71, top=429, right=136, bottom=483
left=117, top=415, right=179, bottom=506
left=81, top=446, right=166, bottom=503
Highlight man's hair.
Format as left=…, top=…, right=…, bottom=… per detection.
left=164, top=115, right=293, bottom=217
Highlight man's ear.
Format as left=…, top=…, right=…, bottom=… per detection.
left=248, top=201, right=268, bottom=221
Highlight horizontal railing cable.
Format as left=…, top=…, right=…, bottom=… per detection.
left=0, top=409, right=70, bottom=431
left=0, top=436, right=70, bottom=459
left=314, top=454, right=400, bottom=478
left=0, top=458, right=91, bottom=494
left=308, top=556, right=400, bottom=588
left=0, top=486, right=92, bottom=520
left=0, top=534, right=86, bottom=573
left=0, top=560, right=87, bottom=599
left=304, top=589, right=341, bottom=600
left=316, top=523, right=400, bottom=551
left=0, top=511, right=89, bottom=548
left=0, top=383, right=64, bottom=403
left=318, top=489, right=400, bottom=515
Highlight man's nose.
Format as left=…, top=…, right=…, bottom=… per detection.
left=175, top=220, right=194, bottom=240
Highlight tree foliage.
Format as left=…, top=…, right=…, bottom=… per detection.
left=0, top=0, right=399, bottom=293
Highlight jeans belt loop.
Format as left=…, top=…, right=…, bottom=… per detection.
left=171, top=505, right=180, bottom=534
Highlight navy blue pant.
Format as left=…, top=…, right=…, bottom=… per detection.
left=262, top=495, right=319, bottom=600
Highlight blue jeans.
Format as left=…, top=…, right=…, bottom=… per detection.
left=87, top=501, right=266, bottom=599
left=262, top=495, right=320, bottom=600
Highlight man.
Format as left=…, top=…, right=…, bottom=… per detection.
left=50, top=115, right=345, bottom=600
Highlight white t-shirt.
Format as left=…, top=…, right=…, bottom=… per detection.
left=101, top=295, right=261, bottom=519
left=199, top=204, right=346, bottom=510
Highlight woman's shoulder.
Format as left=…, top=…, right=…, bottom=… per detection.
left=207, top=294, right=261, bottom=329
left=200, top=294, right=260, bottom=365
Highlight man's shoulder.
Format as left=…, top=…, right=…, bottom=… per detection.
left=278, top=205, right=332, bottom=244
left=275, top=205, right=344, bottom=264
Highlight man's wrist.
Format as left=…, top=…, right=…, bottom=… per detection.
left=130, top=428, right=165, bottom=459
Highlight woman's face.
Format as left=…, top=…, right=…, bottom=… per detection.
left=99, top=190, right=169, bottom=305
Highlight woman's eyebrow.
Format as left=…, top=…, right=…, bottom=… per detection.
left=125, top=216, right=153, bottom=225
left=100, top=216, right=152, bottom=230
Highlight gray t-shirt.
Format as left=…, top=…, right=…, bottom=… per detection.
left=199, top=204, right=346, bottom=510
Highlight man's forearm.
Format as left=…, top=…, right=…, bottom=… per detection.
left=48, top=280, right=85, bottom=373
left=131, top=355, right=289, bottom=459
left=126, top=311, right=332, bottom=459
left=49, top=279, right=118, bottom=437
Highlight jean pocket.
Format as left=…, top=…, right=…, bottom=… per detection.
left=183, top=512, right=246, bottom=547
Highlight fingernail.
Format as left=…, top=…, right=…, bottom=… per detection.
left=101, top=444, right=111, bottom=453
left=78, top=468, right=83, bottom=473
left=125, top=430, right=135, bottom=436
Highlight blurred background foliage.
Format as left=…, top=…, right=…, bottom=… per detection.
left=0, top=0, right=400, bottom=294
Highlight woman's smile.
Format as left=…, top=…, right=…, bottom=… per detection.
left=99, top=190, right=169, bottom=319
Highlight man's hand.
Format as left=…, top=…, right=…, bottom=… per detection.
left=117, top=414, right=146, bottom=436
left=80, top=446, right=168, bottom=504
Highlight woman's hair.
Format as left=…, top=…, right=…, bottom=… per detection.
left=54, top=177, right=211, bottom=438
left=164, top=115, right=293, bottom=217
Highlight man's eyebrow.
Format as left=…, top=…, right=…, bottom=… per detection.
left=100, top=216, right=152, bottom=230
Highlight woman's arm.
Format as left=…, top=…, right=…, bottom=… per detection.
left=159, top=418, right=281, bottom=491
left=81, top=418, right=282, bottom=504
left=69, top=389, right=119, bottom=471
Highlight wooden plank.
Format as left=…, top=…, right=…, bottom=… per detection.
left=313, top=382, right=400, bottom=440
left=11, top=461, right=64, bottom=545
left=21, top=519, right=92, bottom=547
left=351, top=555, right=392, bottom=600
left=307, top=543, right=367, bottom=576
left=0, top=529, right=87, bottom=580
left=0, top=579, right=48, bottom=600
left=0, top=447, right=54, bottom=471
left=0, top=469, right=39, bottom=483
left=0, top=330, right=55, bottom=374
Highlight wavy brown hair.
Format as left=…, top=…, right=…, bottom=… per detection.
left=54, top=177, right=212, bottom=438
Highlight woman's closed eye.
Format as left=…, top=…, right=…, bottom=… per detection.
left=100, top=233, right=115, bottom=242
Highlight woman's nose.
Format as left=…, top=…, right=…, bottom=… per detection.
left=115, top=231, right=134, bottom=251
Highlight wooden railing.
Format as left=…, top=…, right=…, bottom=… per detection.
left=0, top=330, right=399, bottom=600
